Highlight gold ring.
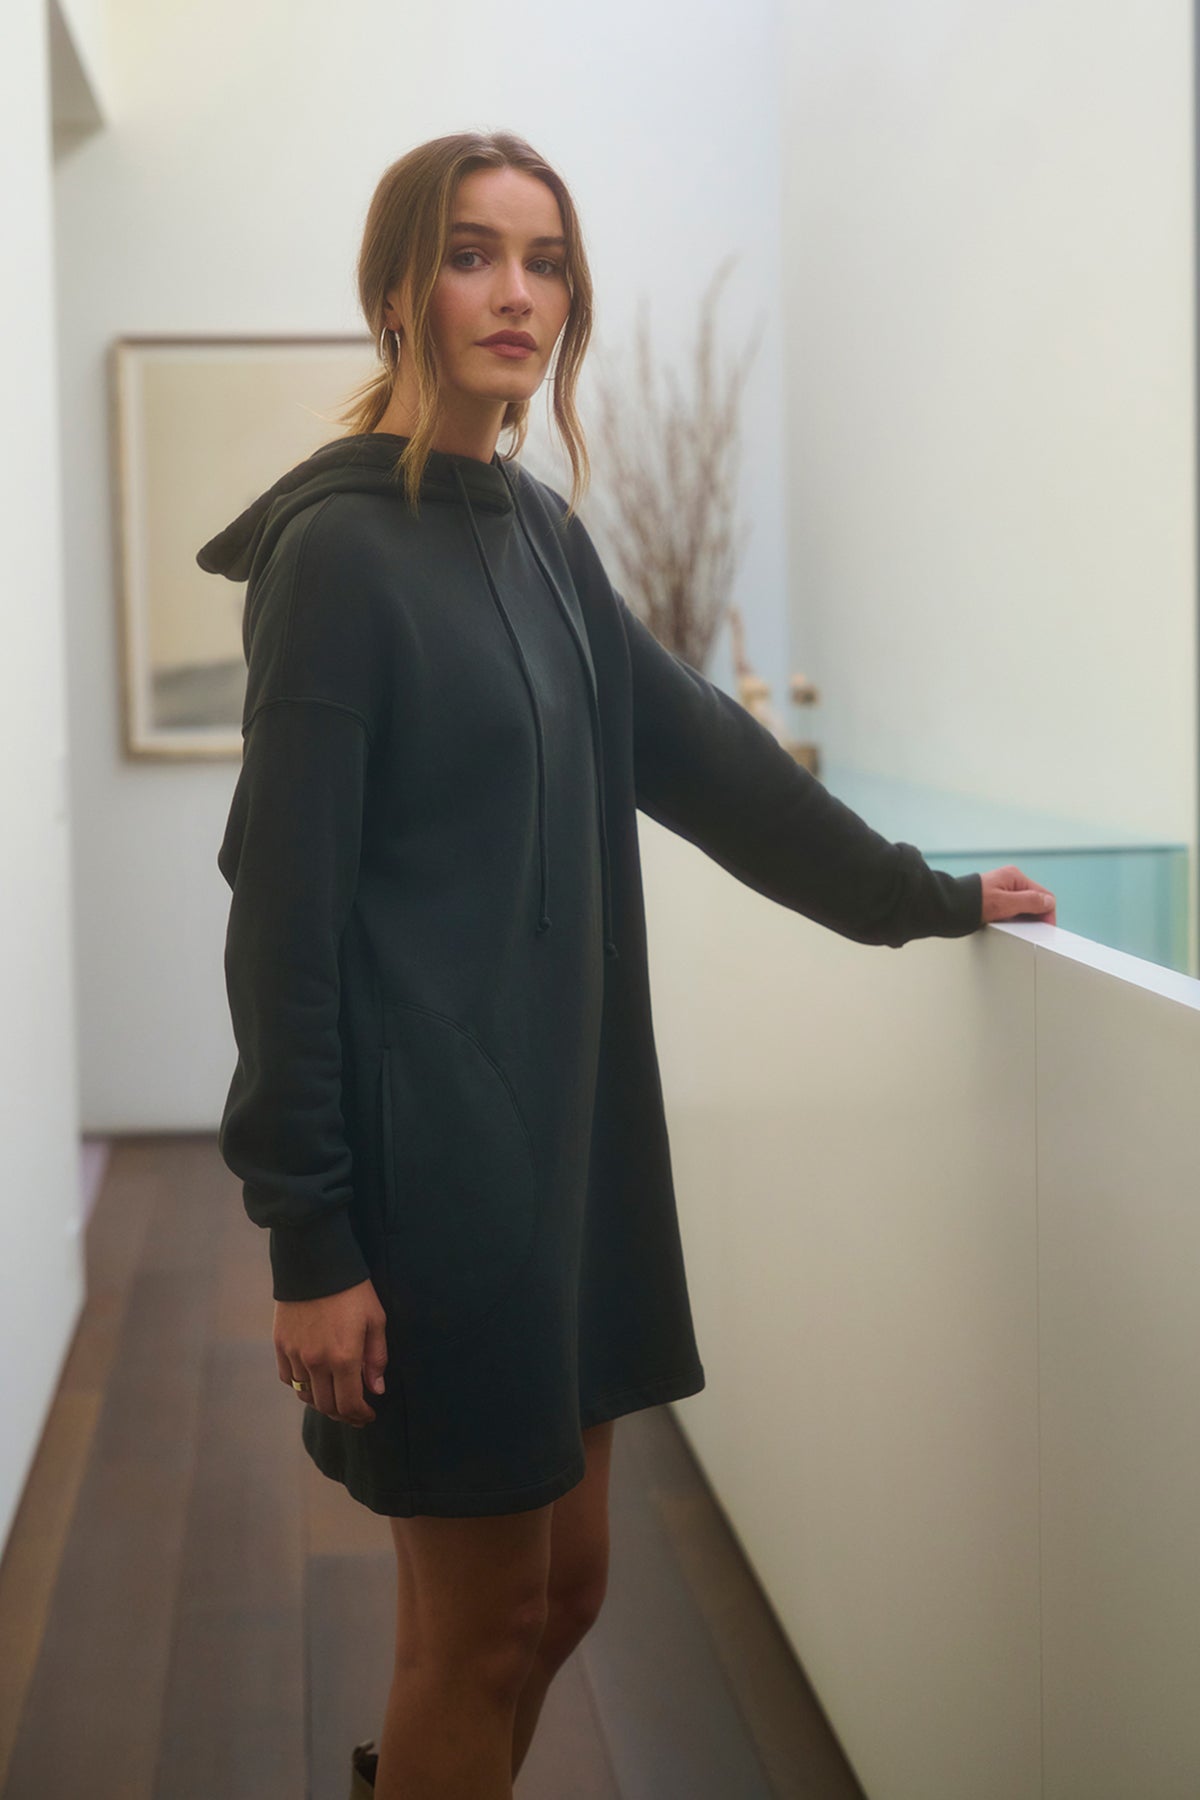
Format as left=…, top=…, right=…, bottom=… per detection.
left=291, top=1377, right=311, bottom=1393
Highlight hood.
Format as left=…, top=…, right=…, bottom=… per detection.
left=197, top=431, right=618, bottom=960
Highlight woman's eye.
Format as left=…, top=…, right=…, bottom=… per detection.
left=450, top=250, right=563, bottom=276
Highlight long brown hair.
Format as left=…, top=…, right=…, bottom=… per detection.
left=334, top=131, right=593, bottom=521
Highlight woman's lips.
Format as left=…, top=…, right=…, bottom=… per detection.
left=479, top=342, right=534, bottom=358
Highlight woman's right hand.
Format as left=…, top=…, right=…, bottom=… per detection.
left=273, top=1278, right=389, bottom=1428
left=979, top=864, right=1057, bottom=927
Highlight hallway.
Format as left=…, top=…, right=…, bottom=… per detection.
left=0, top=1136, right=863, bottom=1800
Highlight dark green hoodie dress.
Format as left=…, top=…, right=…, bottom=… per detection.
left=197, top=430, right=984, bottom=1518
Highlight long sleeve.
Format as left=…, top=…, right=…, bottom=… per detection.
left=615, top=590, right=983, bottom=949
left=215, top=500, right=391, bottom=1301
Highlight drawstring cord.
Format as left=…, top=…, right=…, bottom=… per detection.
left=500, top=467, right=619, bottom=962
left=453, top=462, right=552, bottom=936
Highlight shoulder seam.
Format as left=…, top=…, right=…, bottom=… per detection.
left=243, top=692, right=373, bottom=747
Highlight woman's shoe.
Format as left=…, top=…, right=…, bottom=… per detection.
left=350, top=1738, right=378, bottom=1796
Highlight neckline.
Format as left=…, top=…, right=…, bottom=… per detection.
left=366, top=430, right=497, bottom=470
left=351, top=431, right=514, bottom=509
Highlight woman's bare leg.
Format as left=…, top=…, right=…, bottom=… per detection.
left=510, top=1420, right=615, bottom=1780
left=375, top=1502, right=554, bottom=1800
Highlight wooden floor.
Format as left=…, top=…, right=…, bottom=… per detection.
left=0, top=1135, right=867, bottom=1800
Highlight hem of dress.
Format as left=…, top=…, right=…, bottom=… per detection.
left=301, top=1362, right=706, bottom=1517
left=579, top=1361, right=706, bottom=1429
left=302, top=1435, right=589, bottom=1519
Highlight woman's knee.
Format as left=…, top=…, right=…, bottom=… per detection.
left=476, top=1595, right=553, bottom=1699
left=539, top=1568, right=608, bottom=1665
left=389, top=1505, right=553, bottom=1678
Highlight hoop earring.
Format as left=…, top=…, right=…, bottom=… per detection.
left=378, top=326, right=399, bottom=364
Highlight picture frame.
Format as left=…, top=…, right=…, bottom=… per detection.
left=107, top=332, right=376, bottom=760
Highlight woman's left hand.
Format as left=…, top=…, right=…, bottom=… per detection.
left=979, top=865, right=1057, bottom=927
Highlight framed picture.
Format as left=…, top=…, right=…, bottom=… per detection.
left=108, top=332, right=377, bottom=759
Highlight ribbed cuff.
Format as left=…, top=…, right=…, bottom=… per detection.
left=268, top=1207, right=372, bottom=1302
left=893, top=850, right=984, bottom=944
left=951, top=870, right=985, bottom=935
left=923, top=866, right=985, bottom=937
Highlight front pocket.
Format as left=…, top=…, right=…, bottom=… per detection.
left=378, top=1005, right=539, bottom=1339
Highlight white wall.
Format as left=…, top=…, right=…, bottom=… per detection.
left=781, top=2, right=1197, bottom=856
left=642, top=815, right=1200, bottom=1800
left=0, top=0, right=88, bottom=1554
left=55, top=0, right=790, bottom=1135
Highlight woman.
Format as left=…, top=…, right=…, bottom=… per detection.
left=199, top=131, right=1056, bottom=1800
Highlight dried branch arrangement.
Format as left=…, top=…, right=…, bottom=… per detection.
left=580, top=256, right=762, bottom=671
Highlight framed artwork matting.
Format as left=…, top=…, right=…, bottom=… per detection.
left=108, top=332, right=377, bottom=760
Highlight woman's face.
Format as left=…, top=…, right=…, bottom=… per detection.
left=389, top=166, right=573, bottom=424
